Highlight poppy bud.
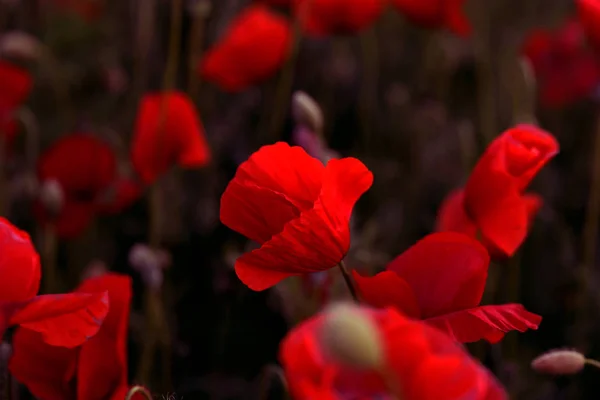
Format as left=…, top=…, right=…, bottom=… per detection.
left=39, top=179, right=64, bottom=216
left=128, top=244, right=164, bottom=289
left=531, top=349, right=586, bottom=375
left=292, top=91, right=323, bottom=134
left=320, top=303, right=383, bottom=369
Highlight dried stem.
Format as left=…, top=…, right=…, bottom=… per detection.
left=125, top=385, right=153, bottom=400
left=337, top=260, right=359, bottom=302
left=359, top=27, right=379, bottom=156
left=585, top=358, right=600, bottom=370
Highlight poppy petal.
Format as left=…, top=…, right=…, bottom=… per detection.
left=386, top=232, right=490, bottom=318
left=425, top=304, right=542, bottom=343
left=234, top=157, right=372, bottom=291
left=435, top=189, right=478, bottom=237
left=10, top=291, right=109, bottom=347
left=9, top=328, right=77, bottom=400
left=352, top=270, right=421, bottom=319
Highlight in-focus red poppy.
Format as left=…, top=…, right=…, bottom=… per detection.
left=220, top=142, right=373, bottom=291
left=353, top=232, right=541, bottom=343
left=35, top=134, right=139, bottom=238
left=280, top=305, right=507, bottom=400
left=522, top=19, right=600, bottom=109
left=0, top=217, right=108, bottom=348
left=0, top=60, right=33, bottom=147
left=392, top=0, right=471, bottom=37
left=292, top=0, right=385, bottom=36
left=9, top=273, right=145, bottom=400
left=131, top=91, right=211, bottom=184
left=578, top=0, right=600, bottom=51
left=436, top=124, right=559, bottom=257
left=200, top=5, right=293, bottom=92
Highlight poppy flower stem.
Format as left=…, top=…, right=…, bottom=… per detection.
left=585, top=358, right=600, bottom=370
left=187, top=1, right=211, bottom=99
left=359, top=26, right=379, bottom=155
left=338, top=260, right=359, bottom=302
left=125, top=385, right=153, bottom=400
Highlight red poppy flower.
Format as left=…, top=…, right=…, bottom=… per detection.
left=0, top=217, right=108, bottom=348
left=292, top=0, right=385, bottom=36
left=0, top=61, right=32, bottom=147
left=35, top=134, right=122, bottom=238
left=522, top=19, right=600, bottom=108
left=353, top=232, right=541, bottom=343
left=220, top=142, right=373, bottom=291
left=8, top=273, right=144, bottom=400
left=436, top=124, right=559, bottom=257
left=200, top=5, right=293, bottom=92
left=392, top=0, right=471, bottom=37
left=50, top=0, right=104, bottom=22
left=131, top=91, right=211, bottom=184
left=578, top=0, right=600, bottom=51
left=280, top=306, right=507, bottom=399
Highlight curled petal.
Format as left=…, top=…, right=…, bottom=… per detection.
left=10, top=292, right=109, bottom=348
left=425, top=304, right=542, bottom=344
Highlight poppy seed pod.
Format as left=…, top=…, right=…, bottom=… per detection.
left=39, top=179, right=64, bottom=217
left=320, top=303, right=384, bottom=369
left=531, top=349, right=586, bottom=375
left=291, top=91, right=323, bottom=133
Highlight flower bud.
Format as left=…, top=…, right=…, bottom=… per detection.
left=531, top=349, right=586, bottom=375
left=319, top=303, right=383, bottom=369
left=292, top=91, right=323, bottom=134
left=39, top=179, right=64, bottom=217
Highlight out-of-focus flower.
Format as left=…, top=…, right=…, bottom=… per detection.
left=522, top=19, right=600, bottom=108
left=436, top=124, right=559, bottom=257
left=103, top=65, right=128, bottom=94
left=35, top=134, right=139, bottom=238
left=0, top=217, right=108, bottom=347
left=354, top=232, right=542, bottom=343
left=10, top=273, right=147, bottom=400
left=200, top=5, right=292, bottom=92
left=0, top=60, right=32, bottom=148
left=292, top=0, right=385, bottom=36
left=220, top=142, right=372, bottom=291
left=392, top=0, right=471, bottom=36
left=280, top=304, right=508, bottom=399
left=128, top=244, right=171, bottom=290
left=131, top=91, right=210, bottom=184
left=578, top=0, right=600, bottom=51
left=531, top=349, right=586, bottom=375
left=50, top=0, right=105, bottom=22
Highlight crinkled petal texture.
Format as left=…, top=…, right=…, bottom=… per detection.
left=200, top=5, right=292, bottom=92
left=9, top=291, right=109, bottom=347
left=9, top=274, right=131, bottom=400
left=0, top=218, right=41, bottom=303
left=436, top=125, right=558, bottom=257
left=131, top=91, right=211, bottom=184
left=220, top=142, right=373, bottom=291
left=293, top=0, right=385, bottom=36
left=280, top=307, right=508, bottom=400
left=354, top=232, right=542, bottom=343
left=392, top=0, right=471, bottom=36
left=578, top=0, right=600, bottom=51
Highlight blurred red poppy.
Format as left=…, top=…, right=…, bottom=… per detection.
left=36, top=134, right=139, bottom=238
left=0, top=60, right=32, bottom=148
left=220, top=142, right=373, bottom=291
left=0, top=217, right=108, bottom=348
left=9, top=273, right=144, bottom=400
left=200, top=5, right=293, bottom=92
left=353, top=232, right=541, bottom=343
left=131, top=91, right=211, bottom=184
left=292, top=0, right=385, bottom=36
left=392, top=0, right=471, bottom=36
left=50, top=0, right=104, bottom=22
left=578, top=0, right=600, bottom=51
left=436, top=124, right=559, bottom=257
left=522, top=19, right=600, bottom=108
left=280, top=306, right=507, bottom=399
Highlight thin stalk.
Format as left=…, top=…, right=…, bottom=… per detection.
left=337, top=260, right=358, bottom=302
left=585, top=358, right=600, bottom=369
left=358, top=27, right=379, bottom=156
left=187, top=1, right=211, bottom=98
left=258, top=364, right=289, bottom=400
left=41, top=224, right=58, bottom=294
left=125, top=385, right=153, bottom=400
left=131, top=0, right=156, bottom=103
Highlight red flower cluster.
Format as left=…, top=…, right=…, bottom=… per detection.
left=9, top=273, right=142, bottom=400
left=392, top=0, right=471, bottom=36
left=0, top=217, right=108, bottom=348
left=280, top=306, right=507, bottom=399
left=353, top=232, right=541, bottom=343
left=220, top=142, right=373, bottom=291
left=437, top=124, right=559, bottom=257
